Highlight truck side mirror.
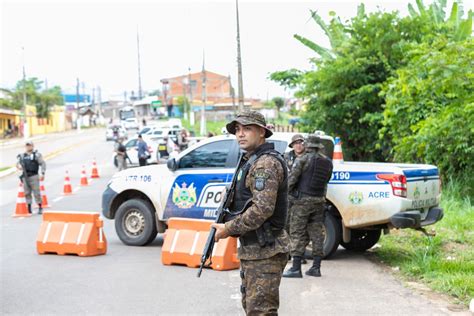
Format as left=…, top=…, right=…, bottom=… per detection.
left=167, top=158, right=178, bottom=171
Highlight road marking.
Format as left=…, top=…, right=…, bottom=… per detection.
left=73, top=187, right=80, bottom=193
left=52, top=196, right=64, bottom=202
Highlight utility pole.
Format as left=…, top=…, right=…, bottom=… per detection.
left=22, top=47, right=29, bottom=139
left=188, top=67, right=193, bottom=123
left=76, top=78, right=81, bottom=131
left=200, top=52, right=207, bottom=136
left=97, top=86, right=102, bottom=119
left=236, top=0, right=246, bottom=111
left=229, top=75, right=237, bottom=114
left=136, top=26, right=143, bottom=100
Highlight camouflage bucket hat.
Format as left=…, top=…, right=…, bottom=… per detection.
left=289, top=133, right=304, bottom=148
left=226, top=111, right=273, bottom=138
left=305, top=134, right=324, bottom=149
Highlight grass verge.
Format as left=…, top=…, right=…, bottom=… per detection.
left=373, top=177, right=474, bottom=306
left=182, top=119, right=228, bottom=137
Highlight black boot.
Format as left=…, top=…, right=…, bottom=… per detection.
left=27, top=204, right=32, bottom=214
left=283, top=256, right=302, bottom=278
left=305, top=256, right=322, bottom=277
left=38, top=204, right=43, bottom=215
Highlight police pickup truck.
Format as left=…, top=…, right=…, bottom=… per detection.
left=102, top=133, right=443, bottom=258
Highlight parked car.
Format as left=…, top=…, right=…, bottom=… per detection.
left=121, top=118, right=139, bottom=130
left=106, top=125, right=127, bottom=141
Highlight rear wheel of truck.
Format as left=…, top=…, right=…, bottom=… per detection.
left=115, top=199, right=157, bottom=246
left=323, top=213, right=342, bottom=259
left=340, top=229, right=381, bottom=251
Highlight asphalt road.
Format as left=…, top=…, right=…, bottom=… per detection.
left=0, top=128, right=459, bottom=315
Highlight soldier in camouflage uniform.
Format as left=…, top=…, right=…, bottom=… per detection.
left=212, top=111, right=290, bottom=315
left=283, top=133, right=305, bottom=171
left=283, top=135, right=333, bottom=278
left=284, top=134, right=308, bottom=263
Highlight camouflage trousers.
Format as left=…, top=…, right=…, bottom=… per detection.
left=240, top=252, right=288, bottom=315
left=286, top=197, right=309, bottom=248
left=289, top=196, right=325, bottom=257
left=23, top=175, right=41, bottom=205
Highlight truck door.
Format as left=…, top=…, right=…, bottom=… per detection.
left=162, top=139, right=239, bottom=220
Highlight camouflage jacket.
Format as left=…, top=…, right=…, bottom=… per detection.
left=225, top=150, right=290, bottom=260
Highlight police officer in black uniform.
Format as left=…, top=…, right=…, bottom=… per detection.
left=16, top=141, right=46, bottom=214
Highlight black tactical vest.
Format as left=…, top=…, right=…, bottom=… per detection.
left=297, top=152, right=333, bottom=197
left=21, top=151, right=39, bottom=176
left=230, top=142, right=288, bottom=230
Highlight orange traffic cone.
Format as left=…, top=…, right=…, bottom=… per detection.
left=91, top=158, right=100, bottom=179
left=12, top=181, right=31, bottom=217
left=333, top=137, right=344, bottom=163
left=63, top=171, right=73, bottom=195
left=80, top=166, right=89, bottom=186
left=40, top=179, right=50, bottom=208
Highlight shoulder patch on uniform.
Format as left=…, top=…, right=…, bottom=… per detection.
left=254, top=168, right=268, bottom=191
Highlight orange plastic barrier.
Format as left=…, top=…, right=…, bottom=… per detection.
left=333, top=137, right=344, bottom=163
left=12, top=181, right=31, bottom=218
left=80, top=166, right=89, bottom=186
left=91, top=158, right=100, bottom=178
left=63, top=170, right=73, bottom=195
left=36, top=211, right=107, bottom=256
left=40, top=179, right=50, bottom=208
left=161, top=217, right=240, bottom=271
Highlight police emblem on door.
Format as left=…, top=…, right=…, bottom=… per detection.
left=172, top=182, right=197, bottom=208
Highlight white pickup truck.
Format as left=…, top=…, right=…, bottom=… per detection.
left=102, top=133, right=443, bottom=258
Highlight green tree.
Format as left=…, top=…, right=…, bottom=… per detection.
left=1, top=78, right=63, bottom=118
left=381, top=38, right=473, bottom=178
left=272, top=97, right=285, bottom=118
left=271, top=0, right=472, bottom=163
left=175, top=96, right=188, bottom=116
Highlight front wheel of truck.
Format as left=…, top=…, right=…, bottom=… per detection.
left=115, top=199, right=158, bottom=246
left=340, top=229, right=381, bottom=251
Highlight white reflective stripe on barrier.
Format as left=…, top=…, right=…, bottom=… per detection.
left=170, top=230, right=180, bottom=254
left=76, top=223, right=85, bottom=245
left=59, top=223, right=69, bottom=245
left=42, top=222, right=52, bottom=244
left=189, top=232, right=200, bottom=256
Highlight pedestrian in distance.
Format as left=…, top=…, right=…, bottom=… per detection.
left=178, top=128, right=189, bottom=151
left=115, top=137, right=128, bottom=171
left=283, top=134, right=333, bottom=278
left=16, top=141, right=46, bottom=215
left=137, top=134, right=150, bottom=167
left=211, top=111, right=290, bottom=315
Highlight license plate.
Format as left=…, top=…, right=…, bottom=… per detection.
left=411, top=198, right=437, bottom=208
left=159, top=145, right=166, bottom=150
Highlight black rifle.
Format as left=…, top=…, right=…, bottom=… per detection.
left=17, top=154, right=30, bottom=191
left=197, top=154, right=244, bottom=278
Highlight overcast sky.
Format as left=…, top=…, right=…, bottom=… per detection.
left=1, top=0, right=471, bottom=101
